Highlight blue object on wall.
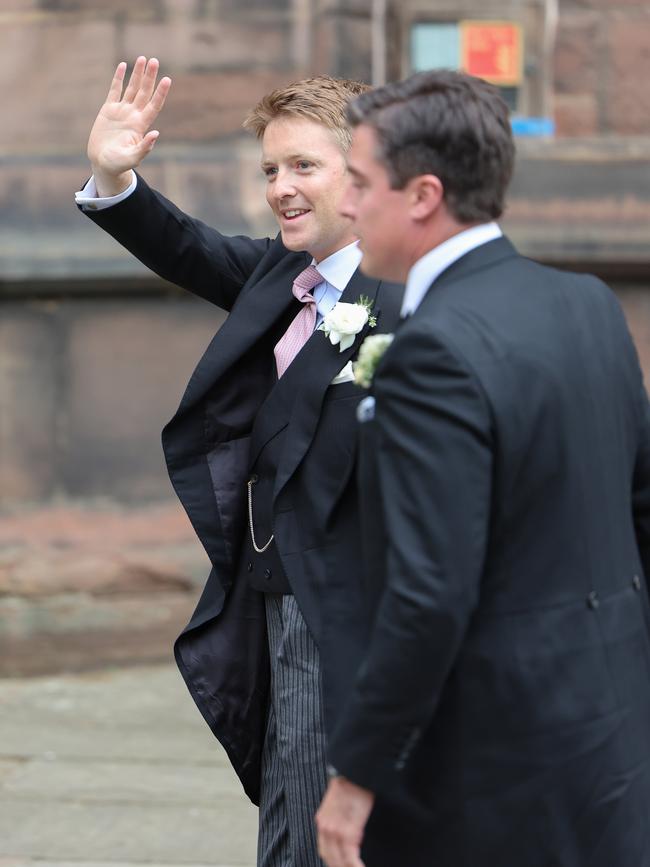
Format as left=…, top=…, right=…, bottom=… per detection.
left=511, top=116, right=555, bottom=137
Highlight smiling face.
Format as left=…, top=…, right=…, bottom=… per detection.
left=261, top=115, right=357, bottom=262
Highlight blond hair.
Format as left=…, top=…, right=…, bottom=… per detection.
left=243, top=75, right=371, bottom=152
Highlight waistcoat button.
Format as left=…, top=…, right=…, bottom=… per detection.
left=586, top=591, right=599, bottom=610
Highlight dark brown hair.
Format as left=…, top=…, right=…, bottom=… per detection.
left=347, top=70, right=515, bottom=222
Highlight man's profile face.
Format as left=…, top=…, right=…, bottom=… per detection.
left=339, top=124, right=412, bottom=283
left=261, top=115, right=357, bottom=262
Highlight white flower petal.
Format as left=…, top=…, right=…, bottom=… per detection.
left=339, top=333, right=356, bottom=351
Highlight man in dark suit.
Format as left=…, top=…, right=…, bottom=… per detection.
left=316, top=70, right=650, bottom=867
left=77, top=57, right=401, bottom=866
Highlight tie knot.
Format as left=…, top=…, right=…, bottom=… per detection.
left=292, top=265, right=322, bottom=302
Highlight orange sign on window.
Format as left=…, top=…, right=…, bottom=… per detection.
left=461, top=21, right=523, bottom=86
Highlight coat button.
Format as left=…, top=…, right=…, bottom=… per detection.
left=264, top=569, right=272, bottom=580
left=247, top=562, right=253, bottom=573
left=633, top=575, right=642, bottom=591
left=586, top=591, right=600, bottom=610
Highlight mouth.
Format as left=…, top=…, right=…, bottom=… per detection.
left=280, top=208, right=311, bottom=222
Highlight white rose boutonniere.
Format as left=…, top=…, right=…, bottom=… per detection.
left=353, top=333, right=394, bottom=389
left=320, top=296, right=377, bottom=352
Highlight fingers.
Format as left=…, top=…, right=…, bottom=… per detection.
left=142, top=130, right=160, bottom=153
left=122, top=55, right=147, bottom=103
left=318, top=834, right=365, bottom=867
left=316, top=810, right=365, bottom=867
left=142, top=74, right=172, bottom=124
left=118, top=56, right=171, bottom=124
left=126, top=130, right=159, bottom=167
left=106, top=61, right=126, bottom=103
left=151, top=76, right=172, bottom=112
left=134, top=57, right=160, bottom=109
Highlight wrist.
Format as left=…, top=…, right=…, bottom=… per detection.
left=91, top=168, right=133, bottom=198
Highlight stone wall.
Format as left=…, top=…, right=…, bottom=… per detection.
left=0, top=289, right=224, bottom=506
left=554, top=0, right=650, bottom=136
left=2, top=0, right=650, bottom=510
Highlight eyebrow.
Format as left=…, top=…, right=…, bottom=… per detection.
left=260, top=152, right=321, bottom=168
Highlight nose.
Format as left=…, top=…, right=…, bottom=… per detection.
left=270, top=169, right=297, bottom=203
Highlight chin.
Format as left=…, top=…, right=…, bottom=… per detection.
left=358, top=254, right=383, bottom=279
left=281, top=232, right=309, bottom=253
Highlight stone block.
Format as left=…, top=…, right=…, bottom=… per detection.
left=0, top=593, right=193, bottom=676
left=0, top=306, right=59, bottom=504
left=58, top=297, right=223, bottom=500
left=0, top=294, right=225, bottom=504
left=553, top=13, right=601, bottom=96
left=0, top=666, right=257, bottom=866
left=158, top=70, right=294, bottom=142
left=0, top=792, right=257, bottom=863
left=124, top=18, right=289, bottom=75
left=554, top=93, right=599, bottom=136
left=330, top=15, right=372, bottom=82
left=603, top=17, right=650, bottom=134
left=0, top=162, right=114, bottom=242
left=35, top=1, right=163, bottom=16
left=566, top=0, right=649, bottom=7
left=0, top=499, right=211, bottom=677
left=0, top=17, right=116, bottom=153
left=4, top=756, right=243, bottom=803
left=0, top=666, right=220, bottom=763
left=0, top=157, right=175, bottom=279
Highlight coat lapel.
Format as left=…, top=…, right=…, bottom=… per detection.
left=271, top=269, right=391, bottom=499
left=176, top=248, right=309, bottom=413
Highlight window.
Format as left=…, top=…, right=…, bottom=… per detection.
left=409, top=20, right=523, bottom=112
left=411, top=22, right=460, bottom=72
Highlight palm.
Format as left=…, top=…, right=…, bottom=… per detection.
left=87, top=57, right=171, bottom=178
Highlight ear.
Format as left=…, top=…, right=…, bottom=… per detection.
left=408, top=175, right=444, bottom=221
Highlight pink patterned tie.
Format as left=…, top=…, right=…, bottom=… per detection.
left=274, top=264, right=323, bottom=377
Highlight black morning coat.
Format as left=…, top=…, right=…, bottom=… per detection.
left=82, top=174, right=403, bottom=804
left=327, top=237, right=650, bottom=867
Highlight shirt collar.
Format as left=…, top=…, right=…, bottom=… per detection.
left=401, top=222, right=502, bottom=317
left=311, top=241, right=362, bottom=293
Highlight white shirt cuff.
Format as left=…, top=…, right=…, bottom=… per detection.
left=75, top=171, right=138, bottom=211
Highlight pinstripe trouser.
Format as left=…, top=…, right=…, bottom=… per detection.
left=257, top=594, right=328, bottom=867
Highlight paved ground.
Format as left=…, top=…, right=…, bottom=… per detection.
left=0, top=664, right=258, bottom=867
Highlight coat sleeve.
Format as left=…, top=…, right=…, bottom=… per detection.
left=80, top=173, right=274, bottom=312
left=328, top=322, right=493, bottom=795
left=632, top=387, right=650, bottom=585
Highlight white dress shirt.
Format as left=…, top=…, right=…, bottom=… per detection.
left=401, top=222, right=503, bottom=317
left=75, top=171, right=138, bottom=210
left=311, top=242, right=362, bottom=324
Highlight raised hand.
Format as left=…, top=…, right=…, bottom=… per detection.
left=87, top=56, right=172, bottom=196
